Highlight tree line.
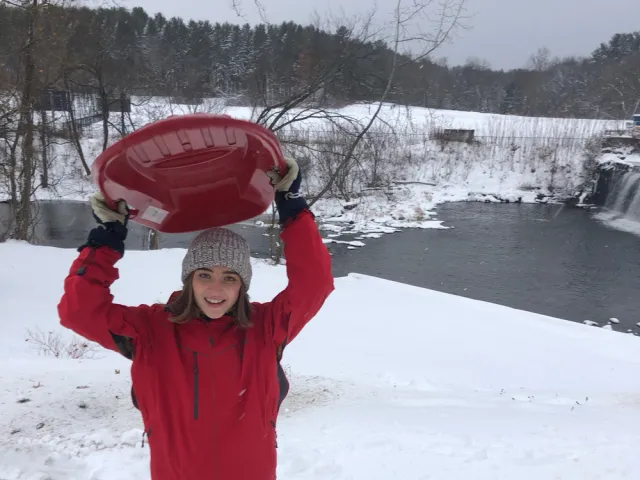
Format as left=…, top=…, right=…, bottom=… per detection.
left=0, top=3, right=638, bottom=119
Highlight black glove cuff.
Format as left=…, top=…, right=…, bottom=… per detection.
left=78, top=222, right=128, bottom=256
left=275, top=192, right=309, bottom=225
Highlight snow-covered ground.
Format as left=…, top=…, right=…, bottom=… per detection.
left=4, top=98, right=628, bottom=239
left=1, top=241, right=640, bottom=479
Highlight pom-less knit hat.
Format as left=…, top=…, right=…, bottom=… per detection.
left=181, top=227, right=252, bottom=289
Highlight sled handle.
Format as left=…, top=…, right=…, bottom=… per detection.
left=102, top=193, right=140, bottom=220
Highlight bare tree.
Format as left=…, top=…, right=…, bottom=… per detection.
left=0, top=93, right=21, bottom=240
left=308, top=0, right=468, bottom=207
left=528, top=47, right=553, bottom=71
left=465, top=56, right=492, bottom=70
left=1, top=0, right=40, bottom=241
left=0, top=0, right=77, bottom=240
left=61, top=71, right=90, bottom=175
left=229, top=11, right=385, bottom=262
left=231, top=0, right=268, bottom=23
left=228, top=0, right=466, bottom=260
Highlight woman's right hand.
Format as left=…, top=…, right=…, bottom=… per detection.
left=79, top=192, right=130, bottom=256
left=90, top=192, right=129, bottom=227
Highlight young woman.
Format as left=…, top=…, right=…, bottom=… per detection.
left=58, top=157, right=334, bottom=480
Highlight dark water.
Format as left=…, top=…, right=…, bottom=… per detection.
left=329, top=202, right=640, bottom=333
left=0, top=201, right=277, bottom=254
left=2, top=201, right=639, bottom=333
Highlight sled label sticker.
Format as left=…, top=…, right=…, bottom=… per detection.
left=141, top=206, right=169, bottom=224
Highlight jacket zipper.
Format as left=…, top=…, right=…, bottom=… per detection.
left=193, top=352, right=199, bottom=420
left=76, top=247, right=97, bottom=276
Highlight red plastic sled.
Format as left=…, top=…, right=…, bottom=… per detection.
left=91, top=114, right=287, bottom=233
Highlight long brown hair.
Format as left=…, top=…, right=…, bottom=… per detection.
left=166, top=272, right=253, bottom=328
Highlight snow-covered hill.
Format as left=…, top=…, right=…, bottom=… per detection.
left=1, top=241, right=639, bottom=479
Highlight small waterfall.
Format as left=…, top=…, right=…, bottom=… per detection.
left=597, top=171, right=640, bottom=234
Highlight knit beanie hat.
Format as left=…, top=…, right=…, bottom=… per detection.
left=181, top=227, right=252, bottom=289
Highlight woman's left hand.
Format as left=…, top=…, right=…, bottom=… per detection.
left=267, top=157, right=309, bottom=224
left=267, top=156, right=300, bottom=193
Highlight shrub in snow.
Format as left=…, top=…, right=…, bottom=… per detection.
left=26, top=328, right=99, bottom=359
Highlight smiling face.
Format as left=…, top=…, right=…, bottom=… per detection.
left=191, top=266, right=243, bottom=319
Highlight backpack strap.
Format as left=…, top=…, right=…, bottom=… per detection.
left=276, top=338, right=289, bottom=410
left=276, top=341, right=285, bottom=362
left=108, top=332, right=139, bottom=409
left=110, top=332, right=134, bottom=359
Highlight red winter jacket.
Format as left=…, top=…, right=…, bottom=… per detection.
left=58, top=211, right=334, bottom=480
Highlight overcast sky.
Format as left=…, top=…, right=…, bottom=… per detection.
left=119, top=0, right=640, bottom=70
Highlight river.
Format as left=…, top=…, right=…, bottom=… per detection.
left=1, top=200, right=639, bottom=333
